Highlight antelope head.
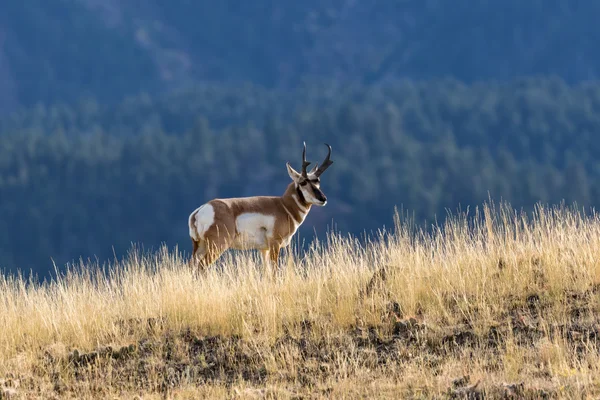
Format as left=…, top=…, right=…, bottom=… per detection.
left=286, top=142, right=334, bottom=206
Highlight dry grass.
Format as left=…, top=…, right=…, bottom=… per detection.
left=2, top=201, right=600, bottom=399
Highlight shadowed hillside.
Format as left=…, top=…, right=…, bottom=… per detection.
left=1, top=1, right=600, bottom=112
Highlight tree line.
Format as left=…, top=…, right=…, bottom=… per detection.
left=0, top=77, right=598, bottom=277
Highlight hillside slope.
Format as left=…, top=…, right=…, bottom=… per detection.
left=1, top=202, right=600, bottom=398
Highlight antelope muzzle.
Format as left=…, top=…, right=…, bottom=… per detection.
left=313, top=188, right=327, bottom=205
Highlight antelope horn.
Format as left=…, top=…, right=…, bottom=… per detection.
left=301, top=142, right=311, bottom=178
left=313, top=143, right=333, bottom=177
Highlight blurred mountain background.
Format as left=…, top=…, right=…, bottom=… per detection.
left=1, top=0, right=600, bottom=277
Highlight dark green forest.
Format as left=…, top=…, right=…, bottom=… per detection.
left=0, top=78, right=598, bottom=277
left=2, top=1, right=600, bottom=277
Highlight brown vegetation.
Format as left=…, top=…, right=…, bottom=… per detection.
left=2, top=202, right=600, bottom=398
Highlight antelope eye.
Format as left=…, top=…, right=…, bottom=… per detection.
left=300, top=181, right=308, bottom=186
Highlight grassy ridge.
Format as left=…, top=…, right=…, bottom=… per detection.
left=2, top=202, right=600, bottom=398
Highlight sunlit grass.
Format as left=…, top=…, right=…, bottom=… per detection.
left=2, top=201, right=600, bottom=398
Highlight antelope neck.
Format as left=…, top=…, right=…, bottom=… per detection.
left=282, top=182, right=311, bottom=223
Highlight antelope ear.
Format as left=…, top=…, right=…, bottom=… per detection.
left=286, top=162, right=302, bottom=182
left=308, top=163, right=319, bottom=176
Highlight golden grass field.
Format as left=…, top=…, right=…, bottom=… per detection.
left=2, top=202, right=600, bottom=399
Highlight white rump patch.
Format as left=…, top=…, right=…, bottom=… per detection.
left=189, top=204, right=215, bottom=241
left=231, top=213, right=275, bottom=250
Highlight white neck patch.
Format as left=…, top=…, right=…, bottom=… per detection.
left=292, top=194, right=309, bottom=215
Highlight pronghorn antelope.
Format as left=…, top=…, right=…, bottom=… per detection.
left=188, top=143, right=334, bottom=272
